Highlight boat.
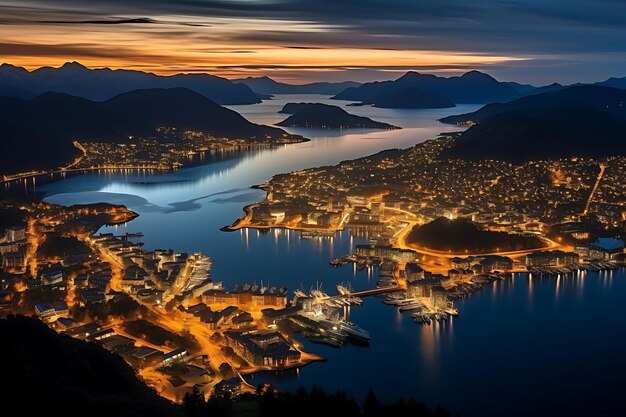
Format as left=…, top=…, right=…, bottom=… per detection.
left=338, top=321, right=371, bottom=342
left=293, top=289, right=308, bottom=298
left=398, top=302, right=425, bottom=312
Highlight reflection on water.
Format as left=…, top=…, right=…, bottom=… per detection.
left=11, top=95, right=626, bottom=417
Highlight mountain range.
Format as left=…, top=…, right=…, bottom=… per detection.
left=439, top=85, right=626, bottom=161
left=332, top=70, right=530, bottom=105
left=0, top=62, right=262, bottom=104
left=276, top=103, right=398, bottom=129
left=0, top=88, right=297, bottom=175
left=234, top=76, right=360, bottom=95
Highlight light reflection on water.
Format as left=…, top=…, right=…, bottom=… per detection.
left=15, top=95, right=626, bottom=417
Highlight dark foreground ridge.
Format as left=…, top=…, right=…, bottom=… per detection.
left=1, top=315, right=455, bottom=417
left=1, top=315, right=185, bottom=417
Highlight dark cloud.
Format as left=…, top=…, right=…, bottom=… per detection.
left=37, top=17, right=158, bottom=25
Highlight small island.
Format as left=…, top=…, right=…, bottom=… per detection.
left=406, top=217, right=545, bottom=254
left=276, top=102, right=399, bottom=129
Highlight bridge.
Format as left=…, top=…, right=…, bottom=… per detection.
left=324, top=285, right=403, bottom=300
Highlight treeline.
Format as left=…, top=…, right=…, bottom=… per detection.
left=183, top=386, right=455, bottom=417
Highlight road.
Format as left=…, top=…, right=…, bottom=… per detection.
left=583, top=163, right=606, bottom=215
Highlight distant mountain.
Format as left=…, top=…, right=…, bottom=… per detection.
left=2, top=315, right=185, bottom=417
left=333, top=70, right=524, bottom=104
left=234, top=76, right=361, bottom=95
left=368, top=87, right=454, bottom=109
left=597, top=76, right=626, bottom=90
left=439, top=85, right=626, bottom=162
left=0, top=88, right=299, bottom=175
left=0, top=62, right=262, bottom=104
left=276, top=103, right=398, bottom=129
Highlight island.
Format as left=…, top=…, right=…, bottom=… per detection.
left=276, top=102, right=399, bottom=129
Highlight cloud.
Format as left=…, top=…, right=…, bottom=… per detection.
left=1, top=0, right=626, bottom=83
left=37, top=17, right=158, bottom=25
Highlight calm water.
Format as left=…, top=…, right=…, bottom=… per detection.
left=15, top=95, right=626, bottom=416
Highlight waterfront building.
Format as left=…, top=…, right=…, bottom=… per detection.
left=525, top=250, right=579, bottom=267
left=407, top=277, right=442, bottom=298
left=354, top=244, right=417, bottom=263
left=585, top=238, right=624, bottom=261
left=224, top=331, right=301, bottom=368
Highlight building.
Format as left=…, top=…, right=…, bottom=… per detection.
left=430, top=286, right=453, bottom=310
left=355, top=244, right=417, bottom=263
left=224, top=331, right=301, bottom=368
left=407, top=277, right=442, bottom=298
left=479, top=255, right=513, bottom=273
left=35, top=303, right=57, bottom=322
left=162, top=348, right=188, bottom=366
left=525, top=250, right=579, bottom=267
left=41, top=270, right=64, bottom=286
left=587, top=238, right=624, bottom=261
left=405, top=262, right=424, bottom=281
left=5, top=225, right=26, bottom=242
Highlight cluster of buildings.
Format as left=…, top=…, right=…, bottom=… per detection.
left=245, top=135, right=626, bottom=237
left=0, top=224, right=27, bottom=270
left=201, top=284, right=288, bottom=309
left=90, top=233, right=221, bottom=304
left=63, top=322, right=188, bottom=368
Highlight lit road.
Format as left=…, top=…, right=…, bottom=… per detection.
left=583, top=163, right=606, bottom=215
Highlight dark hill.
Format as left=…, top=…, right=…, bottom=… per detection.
left=0, top=61, right=261, bottom=104
left=235, top=76, right=360, bottom=95
left=333, top=70, right=523, bottom=104
left=406, top=217, right=544, bottom=253
left=438, top=85, right=626, bottom=162
left=0, top=88, right=299, bottom=175
left=371, top=87, right=454, bottom=109
left=1, top=315, right=185, bottom=417
left=441, top=108, right=626, bottom=162
left=439, top=85, right=626, bottom=125
left=276, top=103, right=398, bottom=129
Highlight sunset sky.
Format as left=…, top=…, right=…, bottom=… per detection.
left=2, top=0, right=626, bottom=84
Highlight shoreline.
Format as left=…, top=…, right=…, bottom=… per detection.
left=1, top=139, right=307, bottom=186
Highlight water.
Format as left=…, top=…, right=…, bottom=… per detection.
left=13, top=95, right=626, bottom=416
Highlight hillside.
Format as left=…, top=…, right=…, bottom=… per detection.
left=370, top=87, right=454, bottom=109
left=1, top=315, right=185, bottom=417
left=439, top=85, right=626, bottom=125
left=276, top=103, right=398, bottom=129
left=441, top=108, right=626, bottom=162
left=0, top=88, right=299, bottom=175
left=406, top=218, right=544, bottom=253
left=438, top=85, right=626, bottom=162
left=333, top=70, right=524, bottom=104
left=0, top=62, right=261, bottom=104
left=235, top=76, right=360, bottom=95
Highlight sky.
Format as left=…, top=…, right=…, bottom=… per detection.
left=1, top=0, right=626, bottom=84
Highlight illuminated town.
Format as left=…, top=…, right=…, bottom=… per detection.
left=2, top=1, right=626, bottom=416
